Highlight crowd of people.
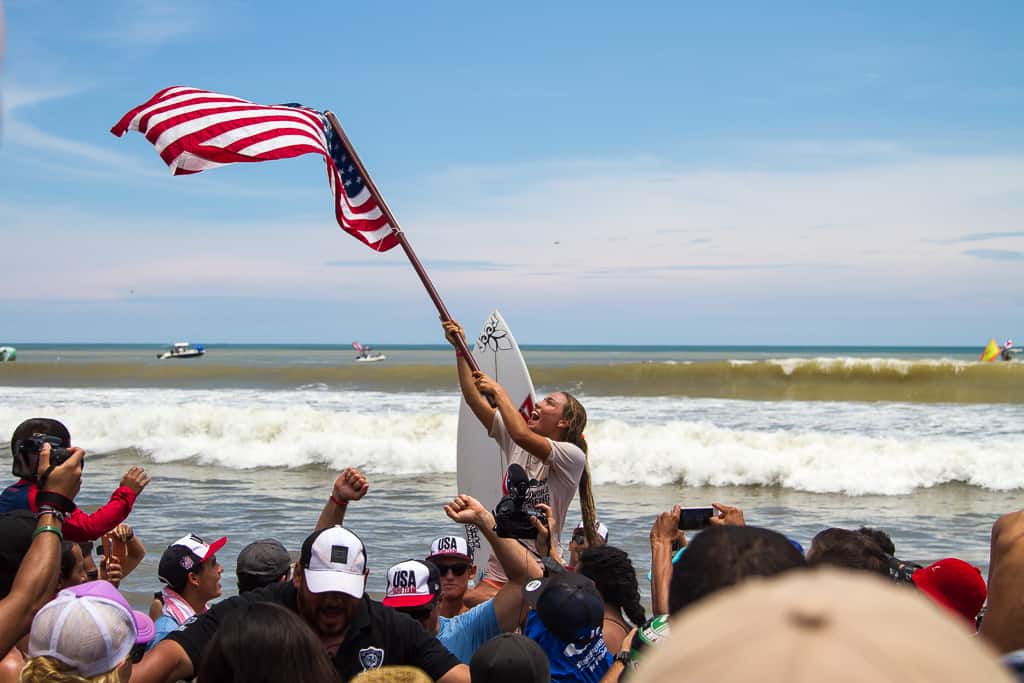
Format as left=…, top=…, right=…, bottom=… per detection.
left=1, top=323, right=1023, bottom=681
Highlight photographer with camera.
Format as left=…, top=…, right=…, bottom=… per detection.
left=0, top=441, right=85, bottom=660
left=443, top=320, right=598, bottom=607
left=0, top=419, right=151, bottom=542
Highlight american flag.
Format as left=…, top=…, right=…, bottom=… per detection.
left=111, top=86, right=399, bottom=252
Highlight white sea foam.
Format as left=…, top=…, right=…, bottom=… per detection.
left=1, top=387, right=1021, bottom=496
left=767, top=356, right=973, bottom=376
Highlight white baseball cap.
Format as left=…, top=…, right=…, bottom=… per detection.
left=29, top=584, right=149, bottom=678
left=383, top=560, right=441, bottom=608
left=427, top=535, right=473, bottom=562
left=299, top=526, right=367, bottom=597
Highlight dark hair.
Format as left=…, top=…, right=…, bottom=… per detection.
left=59, top=541, right=77, bottom=584
left=237, top=571, right=287, bottom=594
left=808, top=528, right=889, bottom=577
left=856, top=527, right=895, bottom=556
left=0, top=511, right=37, bottom=599
left=196, top=601, right=341, bottom=683
left=669, top=526, right=806, bottom=614
left=577, top=545, right=646, bottom=627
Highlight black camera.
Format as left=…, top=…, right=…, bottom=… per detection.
left=886, top=555, right=922, bottom=584
left=493, top=464, right=547, bottom=539
left=14, top=436, right=71, bottom=479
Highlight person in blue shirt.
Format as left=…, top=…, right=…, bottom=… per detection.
left=383, top=494, right=542, bottom=663
left=522, top=571, right=612, bottom=683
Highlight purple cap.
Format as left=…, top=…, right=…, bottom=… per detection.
left=66, top=580, right=156, bottom=644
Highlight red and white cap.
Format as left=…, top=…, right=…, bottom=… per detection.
left=383, top=560, right=441, bottom=608
left=158, top=533, right=227, bottom=591
left=427, top=535, right=473, bottom=563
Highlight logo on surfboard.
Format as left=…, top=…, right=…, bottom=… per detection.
left=478, top=314, right=514, bottom=352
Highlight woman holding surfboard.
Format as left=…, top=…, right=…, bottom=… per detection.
left=443, top=320, right=600, bottom=605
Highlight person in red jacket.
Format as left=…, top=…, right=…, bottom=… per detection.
left=0, top=418, right=150, bottom=541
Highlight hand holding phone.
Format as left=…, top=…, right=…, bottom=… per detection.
left=102, top=533, right=127, bottom=567
left=678, top=507, right=715, bottom=531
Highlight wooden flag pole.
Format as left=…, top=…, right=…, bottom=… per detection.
left=324, top=111, right=479, bottom=371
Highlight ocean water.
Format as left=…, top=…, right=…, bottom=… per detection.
left=0, top=343, right=1021, bottom=603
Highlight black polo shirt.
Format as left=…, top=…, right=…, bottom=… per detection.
left=164, top=582, right=460, bottom=680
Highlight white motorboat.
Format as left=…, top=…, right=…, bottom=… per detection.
left=352, top=341, right=386, bottom=363
left=158, top=342, right=205, bottom=360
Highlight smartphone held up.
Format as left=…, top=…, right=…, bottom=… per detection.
left=678, top=507, right=715, bottom=531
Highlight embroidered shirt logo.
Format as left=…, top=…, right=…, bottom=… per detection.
left=358, top=646, right=385, bottom=670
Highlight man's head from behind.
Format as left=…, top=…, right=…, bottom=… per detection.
left=807, top=528, right=889, bottom=577
left=669, top=525, right=806, bottom=614
left=236, top=539, right=292, bottom=593
left=425, top=535, right=474, bottom=603
left=294, top=525, right=368, bottom=639
left=0, top=510, right=37, bottom=599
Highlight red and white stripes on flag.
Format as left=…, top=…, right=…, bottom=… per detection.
left=111, top=86, right=399, bottom=252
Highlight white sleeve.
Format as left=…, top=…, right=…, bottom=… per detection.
left=487, top=410, right=515, bottom=456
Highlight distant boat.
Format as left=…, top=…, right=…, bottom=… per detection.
left=158, top=342, right=205, bottom=360
left=0, top=346, right=15, bottom=363
left=352, top=341, right=386, bottom=363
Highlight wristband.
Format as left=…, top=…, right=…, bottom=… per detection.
left=330, top=495, right=348, bottom=507
left=37, top=506, right=68, bottom=523
left=33, top=525, right=63, bottom=542
left=455, top=350, right=464, bottom=358
left=36, top=490, right=76, bottom=514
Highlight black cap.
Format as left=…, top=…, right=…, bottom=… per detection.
left=471, top=633, right=550, bottom=683
left=10, top=418, right=71, bottom=480
left=523, top=572, right=604, bottom=645
left=236, top=539, right=291, bottom=578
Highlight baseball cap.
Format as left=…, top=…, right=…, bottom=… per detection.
left=426, top=535, right=473, bottom=563
left=299, top=525, right=367, bottom=598
left=29, top=581, right=156, bottom=677
left=523, top=572, right=604, bottom=645
left=631, top=569, right=1016, bottom=683
left=158, top=533, right=227, bottom=592
left=236, top=539, right=292, bottom=577
left=384, top=560, right=441, bottom=608
left=911, top=557, right=987, bottom=624
left=471, top=633, right=550, bottom=683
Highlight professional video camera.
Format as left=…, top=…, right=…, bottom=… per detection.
left=493, top=463, right=548, bottom=539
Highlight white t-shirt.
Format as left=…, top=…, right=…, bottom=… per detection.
left=484, top=411, right=586, bottom=582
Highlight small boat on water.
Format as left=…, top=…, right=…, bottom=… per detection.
left=158, top=342, right=205, bottom=360
left=352, top=341, right=385, bottom=363
left=0, top=346, right=15, bottom=363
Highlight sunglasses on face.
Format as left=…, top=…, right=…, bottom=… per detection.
left=435, top=564, right=470, bottom=577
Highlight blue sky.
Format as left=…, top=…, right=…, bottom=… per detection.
left=1, top=1, right=1022, bottom=344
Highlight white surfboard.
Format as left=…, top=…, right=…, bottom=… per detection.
left=456, top=311, right=537, bottom=577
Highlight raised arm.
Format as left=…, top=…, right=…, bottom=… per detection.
left=444, top=494, right=543, bottom=632
left=315, top=468, right=368, bottom=532
left=650, top=507, right=682, bottom=617
left=980, top=509, right=1024, bottom=653
left=442, top=320, right=494, bottom=431
left=0, top=445, right=83, bottom=653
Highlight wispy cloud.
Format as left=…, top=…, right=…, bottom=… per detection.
left=964, top=249, right=1024, bottom=261
left=88, top=0, right=206, bottom=47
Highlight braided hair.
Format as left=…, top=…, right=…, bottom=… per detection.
left=578, top=545, right=647, bottom=627
left=559, top=392, right=601, bottom=547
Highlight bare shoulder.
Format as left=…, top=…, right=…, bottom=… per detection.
left=0, top=648, right=25, bottom=683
